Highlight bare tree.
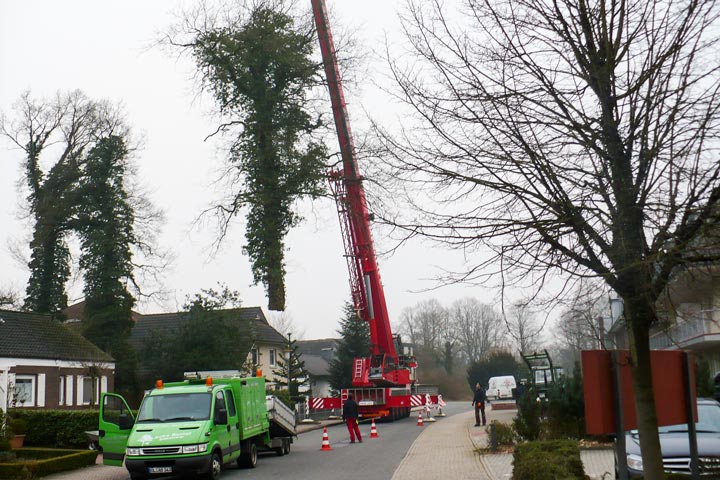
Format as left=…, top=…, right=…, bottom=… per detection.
left=396, top=298, right=450, bottom=354
left=268, top=310, right=305, bottom=340
left=0, top=287, right=20, bottom=310
left=505, top=301, right=543, bottom=355
left=555, top=279, right=610, bottom=352
left=1, top=91, right=166, bottom=315
left=375, top=0, right=720, bottom=473
left=450, top=297, right=505, bottom=363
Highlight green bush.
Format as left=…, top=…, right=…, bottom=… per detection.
left=8, top=410, right=98, bottom=449
left=0, top=448, right=97, bottom=479
left=513, top=440, right=585, bottom=480
left=514, top=387, right=542, bottom=441
left=487, top=420, right=516, bottom=447
left=545, top=365, right=585, bottom=439
left=9, top=419, right=27, bottom=436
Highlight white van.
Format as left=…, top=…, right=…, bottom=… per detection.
left=487, top=376, right=517, bottom=401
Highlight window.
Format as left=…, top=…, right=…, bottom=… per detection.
left=103, top=394, right=133, bottom=427
left=137, top=393, right=211, bottom=422
left=214, top=391, right=226, bottom=412
left=59, top=376, right=66, bottom=406
left=225, top=389, right=236, bottom=417
left=14, top=375, right=35, bottom=407
left=251, top=348, right=258, bottom=365
left=83, top=377, right=99, bottom=405
left=269, top=349, right=277, bottom=367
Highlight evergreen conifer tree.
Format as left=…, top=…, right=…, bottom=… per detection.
left=328, top=301, right=371, bottom=393
left=272, top=337, right=307, bottom=400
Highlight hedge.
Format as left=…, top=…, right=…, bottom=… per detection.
left=0, top=448, right=97, bottom=479
left=8, top=410, right=98, bottom=449
left=513, top=440, right=585, bottom=480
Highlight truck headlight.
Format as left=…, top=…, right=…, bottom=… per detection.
left=126, top=447, right=141, bottom=456
left=182, top=444, right=208, bottom=454
left=627, top=454, right=643, bottom=471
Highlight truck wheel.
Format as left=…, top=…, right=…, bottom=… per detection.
left=274, top=443, right=285, bottom=456
left=283, top=439, right=291, bottom=455
left=206, top=451, right=222, bottom=480
left=238, top=440, right=257, bottom=468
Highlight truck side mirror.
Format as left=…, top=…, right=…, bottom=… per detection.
left=214, top=408, right=228, bottom=426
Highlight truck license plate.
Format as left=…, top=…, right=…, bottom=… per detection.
left=148, top=467, right=172, bottom=474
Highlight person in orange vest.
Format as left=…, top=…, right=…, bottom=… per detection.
left=342, top=394, right=362, bottom=443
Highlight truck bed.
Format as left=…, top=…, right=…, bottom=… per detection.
left=266, top=395, right=296, bottom=437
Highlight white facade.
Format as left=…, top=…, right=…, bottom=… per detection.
left=0, top=357, right=113, bottom=411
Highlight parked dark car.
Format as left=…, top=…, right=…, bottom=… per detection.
left=619, top=398, right=720, bottom=477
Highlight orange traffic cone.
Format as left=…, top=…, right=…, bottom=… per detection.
left=417, top=411, right=424, bottom=427
left=320, top=426, right=332, bottom=451
left=370, top=419, right=379, bottom=438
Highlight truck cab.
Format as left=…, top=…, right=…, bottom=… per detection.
left=99, top=376, right=272, bottom=480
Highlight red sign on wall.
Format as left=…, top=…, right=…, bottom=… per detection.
left=582, top=350, right=696, bottom=435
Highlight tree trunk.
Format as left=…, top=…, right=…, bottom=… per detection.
left=626, top=299, right=664, bottom=479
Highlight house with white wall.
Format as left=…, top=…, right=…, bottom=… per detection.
left=0, top=309, right=115, bottom=410
left=296, top=338, right=338, bottom=398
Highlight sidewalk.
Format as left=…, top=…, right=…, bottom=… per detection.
left=392, top=406, right=615, bottom=480
left=392, top=410, right=490, bottom=480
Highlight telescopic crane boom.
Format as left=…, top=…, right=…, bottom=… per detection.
left=311, top=0, right=415, bottom=388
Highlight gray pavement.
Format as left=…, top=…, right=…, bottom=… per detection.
left=392, top=404, right=615, bottom=480
left=43, top=406, right=615, bottom=480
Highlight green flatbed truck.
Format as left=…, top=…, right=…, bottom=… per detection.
left=98, top=376, right=295, bottom=480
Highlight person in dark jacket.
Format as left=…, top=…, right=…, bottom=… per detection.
left=343, top=394, right=362, bottom=443
left=472, top=383, right=486, bottom=426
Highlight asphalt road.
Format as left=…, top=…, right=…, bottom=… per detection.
left=46, top=402, right=469, bottom=480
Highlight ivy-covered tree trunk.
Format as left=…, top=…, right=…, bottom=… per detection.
left=173, top=3, right=328, bottom=311
left=3, top=91, right=160, bottom=399
left=22, top=117, right=81, bottom=316
left=77, top=136, right=139, bottom=396
left=25, top=224, right=71, bottom=315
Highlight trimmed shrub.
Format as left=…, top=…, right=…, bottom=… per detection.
left=8, top=410, right=98, bottom=449
left=487, top=420, right=516, bottom=447
left=9, top=419, right=27, bottom=436
left=512, top=440, right=585, bottom=480
left=0, top=448, right=97, bottom=479
left=0, top=440, right=11, bottom=454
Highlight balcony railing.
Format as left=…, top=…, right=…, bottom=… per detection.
left=649, top=312, right=711, bottom=349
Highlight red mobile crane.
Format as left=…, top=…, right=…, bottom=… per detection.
left=309, top=0, right=435, bottom=420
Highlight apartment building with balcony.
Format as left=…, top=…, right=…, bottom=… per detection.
left=608, top=263, right=720, bottom=374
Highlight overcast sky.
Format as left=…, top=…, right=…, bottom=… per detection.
left=0, top=0, right=497, bottom=340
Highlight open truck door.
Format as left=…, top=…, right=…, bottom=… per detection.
left=99, top=392, right=135, bottom=466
